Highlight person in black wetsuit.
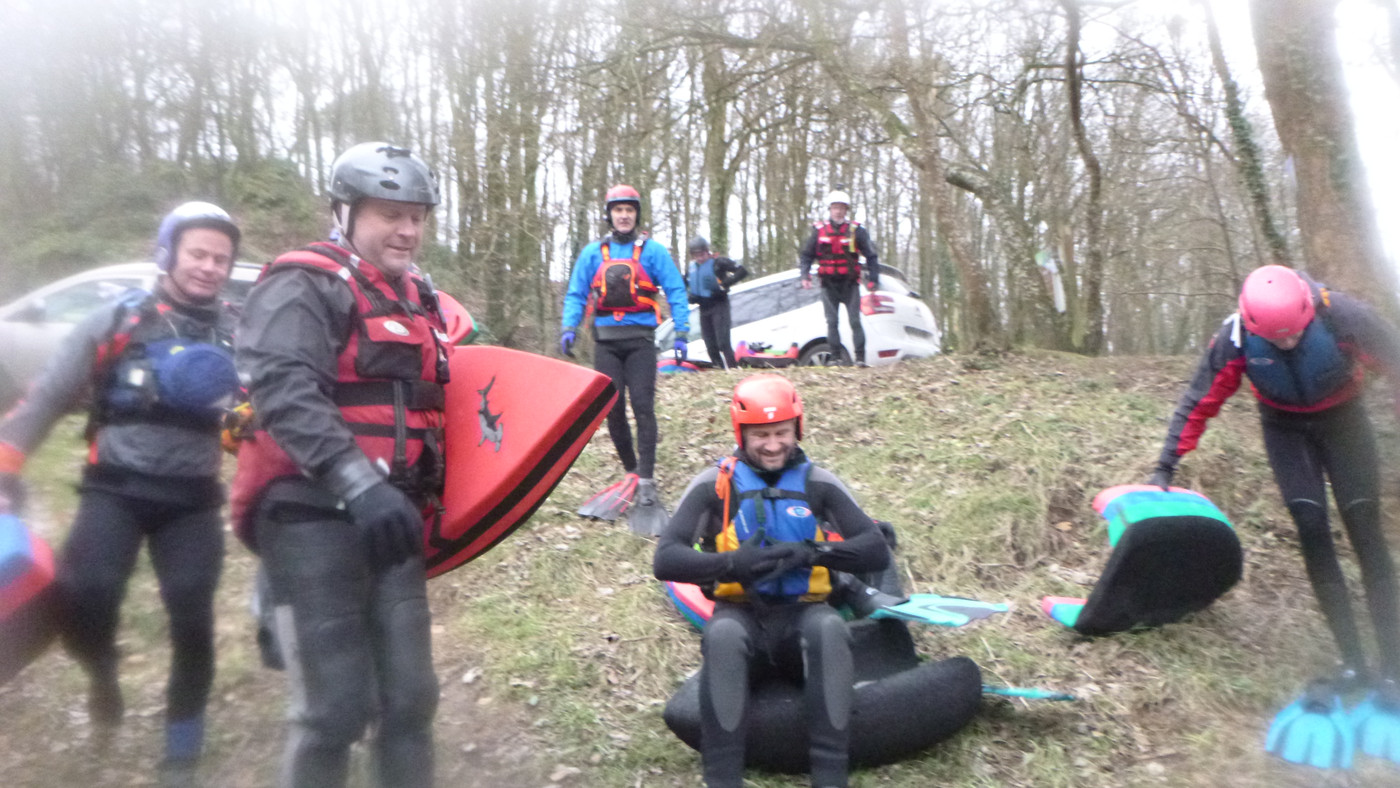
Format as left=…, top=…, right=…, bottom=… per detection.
left=798, top=190, right=879, bottom=366
left=686, top=236, right=748, bottom=370
left=560, top=185, right=690, bottom=525
left=1150, top=265, right=1400, bottom=701
left=653, top=374, right=890, bottom=788
left=0, top=202, right=243, bottom=787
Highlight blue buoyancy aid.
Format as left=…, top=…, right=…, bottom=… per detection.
left=688, top=258, right=719, bottom=300
left=1242, top=316, right=1357, bottom=408
left=713, top=458, right=832, bottom=601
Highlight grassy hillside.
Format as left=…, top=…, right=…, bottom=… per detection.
left=3, top=351, right=1398, bottom=787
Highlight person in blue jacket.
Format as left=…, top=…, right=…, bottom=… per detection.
left=562, top=184, right=690, bottom=532
left=1150, top=264, right=1400, bottom=767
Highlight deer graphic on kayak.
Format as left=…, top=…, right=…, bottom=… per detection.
left=477, top=376, right=503, bottom=452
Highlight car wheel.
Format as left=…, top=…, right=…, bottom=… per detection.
left=798, top=342, right=847, bottom=367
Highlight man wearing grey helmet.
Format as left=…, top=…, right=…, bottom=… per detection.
left=686, top=236, right=748, bottom=370
left=232, top=142, right=452, bottom=788
left=0, top=201, right=242, bottom=787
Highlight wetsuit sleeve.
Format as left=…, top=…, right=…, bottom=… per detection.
left=653, top=467, right=732, bottom=584
left=0, top=302, right=121, bottom=457
left=560, top=244, right=598, bottom=331
left=798, top=227, right=819, bottom=281
left=1156, top=318, right=1245, bottom=472
left=1326, top=291, right=1400, bottom=390
left=856, top=226, right=879, bottom=285
left=717, top=257, right=748, bottom=291
left=647, top=243, right=690, bottom=334
left=236, top=267, right=380, bottom=501
left=807, top=467, right=891, bottom=574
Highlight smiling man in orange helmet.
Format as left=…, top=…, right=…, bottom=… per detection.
left=653, top=374, right=890, bottom=787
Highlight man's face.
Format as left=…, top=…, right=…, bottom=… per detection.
left=610, top=203, right=638, bottom=234
left=1268, top=332, right=1303, bottom=351
left=165, top=227, right=234, bottom=305
left=743, top=419, right=798, bottom=471
left=829, top=202, right=849, bottom=223
left=350, top=197, right=428, bottom=277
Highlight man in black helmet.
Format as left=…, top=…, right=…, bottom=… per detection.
left=0, top=202, right=242, bottom=787
left=233, top=142, right=452, bottom=788
left=686, top=236, right=748, bottom=370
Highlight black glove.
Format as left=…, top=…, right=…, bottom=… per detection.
left=346, top=482, right=424, bottom=567
left=1148, top=465, right=1174, bottom=491
left=752, top=540, right=821, bottom=586
left=0, top=473, right=25, bottom=514
left=722, top=528, right=786, bottom=584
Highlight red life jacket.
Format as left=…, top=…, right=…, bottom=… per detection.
left=814, top=221, right=861, bottom=279
left=591, top=236, right=659, bottom=320
left=229, top=243, right=453, bottom=547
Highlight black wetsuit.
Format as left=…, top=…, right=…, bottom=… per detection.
left=653, top=448, right=890, bottom=787
left=0, top=288, right=232, bottom=754
left=1157, top=286, right=1400, bottom=681
left=690, top=256, right=749, bottom=369
left=799, top=222, right=879, bottom=365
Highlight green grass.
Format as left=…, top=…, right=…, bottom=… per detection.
left=4, top=351, right=1400, bottom=786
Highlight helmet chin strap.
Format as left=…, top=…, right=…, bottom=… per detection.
left=333, top=203, right=362, bottom=256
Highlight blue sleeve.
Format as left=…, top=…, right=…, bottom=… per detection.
left=645, top=242, right=690, bottom=334
left=561, top=243, right=600, bottom=330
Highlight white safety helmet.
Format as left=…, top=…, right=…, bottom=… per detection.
left=825, top=190, right=852, bottom=208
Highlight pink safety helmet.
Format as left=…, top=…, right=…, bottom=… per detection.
left=1239, top=265, right=1315, bottom=340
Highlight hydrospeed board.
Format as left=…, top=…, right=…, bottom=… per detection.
left=427, top=346, right=616, bottom=577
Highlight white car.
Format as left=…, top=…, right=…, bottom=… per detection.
left=0, top=261, right=262, bottom=411
left=656, top=267, right=940, bottom=367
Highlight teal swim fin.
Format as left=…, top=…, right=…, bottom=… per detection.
left=626, top=479, right=668, bottom=536
left=1264, top=680, right=1355, bottom=769
left=577, top=473, right=639, bottom=521
left=1352, top=679, right=1400, bottom=765
left=870, top=594, right=1010, bottom=628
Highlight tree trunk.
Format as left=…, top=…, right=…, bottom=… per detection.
left=1251, top=0, right=1393, bottom=299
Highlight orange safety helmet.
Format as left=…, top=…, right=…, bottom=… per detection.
left=730, top=374, right=804, bottom=445
left=1239, top=265, right=1315, bottom=340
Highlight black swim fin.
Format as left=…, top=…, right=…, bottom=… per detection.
left=577, top=473, right=639, bottom=521
left=626, top=479, right=669, bottom=536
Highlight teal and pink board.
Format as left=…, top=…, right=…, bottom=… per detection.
left=428, top=346, right=616, bottom=578
left=1, top=514, right=58, bottom=686
left=1041, top=484, right=1241, bottom=635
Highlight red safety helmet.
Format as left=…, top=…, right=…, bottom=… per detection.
left=1239, top=265, right=1315, bottom=340
left=730, top=374, right=804, bottom=446
left=603, top=184, right=642, bottom=219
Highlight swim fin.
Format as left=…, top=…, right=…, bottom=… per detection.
left=1264, top=680, right=1355, bottom=769
left=626, top=479, right=668, bottom=536
left=870, top=594, right=1010, bottom=628
left=1352, top=679, right=1400, bottom=765
left=577, top=473, right=639, bottom=521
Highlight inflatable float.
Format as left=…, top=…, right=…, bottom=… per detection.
left=662, top=616, right=983, bottom=772
left=429, top=346, right=616, bottom=577
left=736, top=341, right=799, bottom=369
left=1041, top=484, right=1242, bottom=635
left=0, top=513, right=58, bottom=686
left=657, top=358, right=701, bottom=374
left=660, top=575, right=985, bottom=772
